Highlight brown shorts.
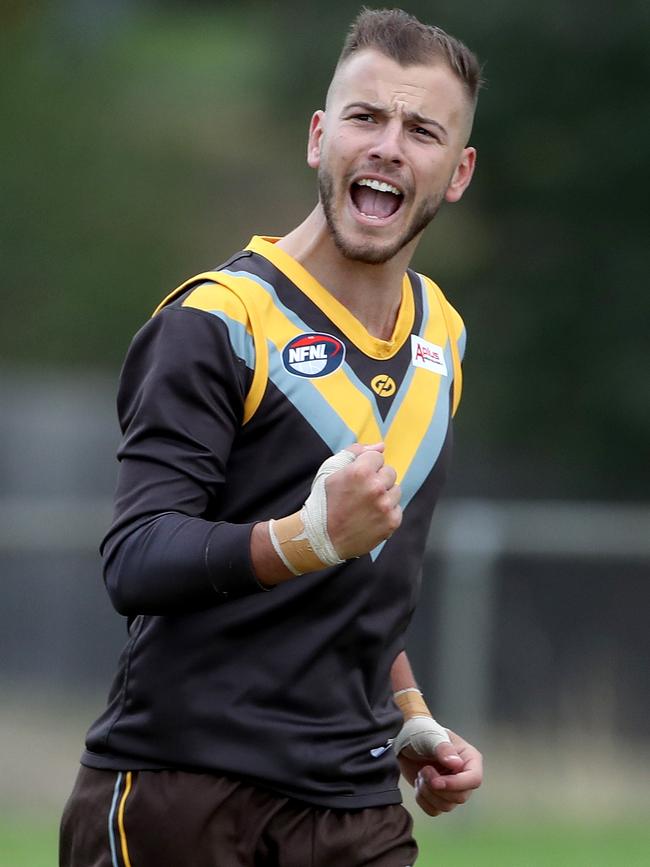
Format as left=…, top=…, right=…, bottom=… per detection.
left=60, top=766, right=418, bottom=867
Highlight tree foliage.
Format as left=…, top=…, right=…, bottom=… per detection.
left=2, top=0, right=648, bottom=498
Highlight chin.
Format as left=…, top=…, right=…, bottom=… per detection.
left=328, top=213, right=416, bottom=265
left=334, top=236, right=401, bottom=265
left=322, top=193, right=441, bottom=268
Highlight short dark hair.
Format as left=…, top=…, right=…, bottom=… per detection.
left=337, top=7, right=483, bottom=107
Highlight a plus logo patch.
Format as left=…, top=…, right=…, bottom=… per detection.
left=410, top=334, right=448, bottom=376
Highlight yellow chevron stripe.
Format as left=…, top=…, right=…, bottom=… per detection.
left=423, top=276, right=463, bottom=416
left=215, top=272, right=382, bottom=442
left=165, top=274, right=268, bottom=425
left=384, top=367, right=444, bottom=481
left=217, top=271, right=449, bottom=481
left=153, top=250, right=458, bottom=484
left=117, top=771, right=133, bottom=867
left=231, top=275, right=270, bottom=424
left=383, top=282, right=449, bottom=478
left=151, top=271, right=228, bottom=317
left=246, top=236, right=414, bottom=359
left=309, top=367, right=382, bottom=444
left=181, top=282, right=249, bottom=326
left=247, top=238, right=453, bottom=480
left=246, top=237, right=459, bottom=474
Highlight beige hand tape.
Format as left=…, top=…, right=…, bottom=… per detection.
left=269, top=449, right=356, bottom=575
left=394, top=688, right=432, bottom=720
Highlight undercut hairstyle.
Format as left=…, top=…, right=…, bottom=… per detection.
left=337, top=7, right=483, bottom=107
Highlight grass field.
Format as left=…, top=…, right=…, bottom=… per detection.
left=415, top=822, right=650, bottom=866
left=3, top=816, right=649, bottom=866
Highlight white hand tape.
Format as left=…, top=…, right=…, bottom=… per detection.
left=300, top=449, right=356, bottom=566
left=392, top=716, right=451, bottom=756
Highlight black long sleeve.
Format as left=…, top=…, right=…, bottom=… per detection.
left=100, top=305, right=265, bottom=615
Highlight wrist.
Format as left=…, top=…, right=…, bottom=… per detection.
left=392, top=688, right=451, bottom=756
left=250, top=521, right=294, bottom=587
left=393, top=687, right=433, bottom=720
left=269, top=510, right=342, bottom=576
left=265, top=448, right=358, bottom=577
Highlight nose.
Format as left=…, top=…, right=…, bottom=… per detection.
left=368, top=120, right=404, bottom=166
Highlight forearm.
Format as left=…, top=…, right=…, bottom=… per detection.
left=103, top=512, right=264, bottom=615
left=103, top=496, right=345, bottom=616
left=101, top=306, right=265, bottom=615
left=390, top=650, right=419, bottom=693
left=391, top=651, right=451, bottom=754
left=392, top=657, right=481, bottom=817
left=250, top=521, right=294, bottom=586
left=104, top=306, right=402, bottom=613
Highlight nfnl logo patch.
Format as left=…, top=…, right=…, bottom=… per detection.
left=282, top=333, right=345, bottom=378
left=410, top=334, right=448, bottom=376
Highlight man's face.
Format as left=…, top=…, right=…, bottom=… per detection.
left=308, top=49, right=476, bottom=265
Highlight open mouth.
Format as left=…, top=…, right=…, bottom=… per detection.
left=349, top=177, right=404, bottom=221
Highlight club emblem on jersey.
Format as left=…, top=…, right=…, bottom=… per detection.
left=282, top=333, right=346, bottom=378
left=371, top=374, right=397, bottom=397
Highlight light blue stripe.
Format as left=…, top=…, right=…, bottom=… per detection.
left=380, top=276, right=428, bottom=430
left=370, top=341, right=453, bottom=562
left=381, top=271, right=430, bottom=429
left=417, top=271, right=430, bottom=325
left=338, top=361, right=386, bottom=435
left=206, top=310, right=255, bottom=368
left=381, top=355, right=414, bottom=430
left=223, top=266, right=452, bottom=555
left=381, top=271, right=445, bottom=437
left=417, top=269, right=465, bottom=370
left=369, top=342, right=453, bottom=563
left=221, top=269, right=310, bottom=334
left=223, top=268, right=386, bottom=436
left=267, top=341, right=357, bottom=452
left=108, top=772, right=122, bottom=867
left=457, top=325, right=467, bottom=362
left=399, top=340, right=453, bottom=509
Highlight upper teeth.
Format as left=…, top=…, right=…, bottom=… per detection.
left=357, top=178, right=401, bottom=196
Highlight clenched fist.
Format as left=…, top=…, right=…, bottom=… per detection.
left=324, top=443, right=402, bottom=558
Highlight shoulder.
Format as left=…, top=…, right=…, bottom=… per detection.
left=147, top=274, right=256, bottom=366
left=179, top=280, right=250, bottom=326
left=416, top=273, right=467, bottom=360
left=120, top=285, right=254, bottom=392
left=441, top=295, right=466, bottom=345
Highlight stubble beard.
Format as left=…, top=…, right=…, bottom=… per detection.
left=318, top=166, right=446, bottom=265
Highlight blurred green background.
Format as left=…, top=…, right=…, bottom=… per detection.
left=1, top=1, right=649, bottom=863
left=3, top=0, right=649, bottom=497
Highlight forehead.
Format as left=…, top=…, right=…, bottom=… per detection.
left=329, top=49, right=469, bottom=127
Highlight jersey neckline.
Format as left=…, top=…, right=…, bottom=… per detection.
left=245, top=235, right=415, bottom=360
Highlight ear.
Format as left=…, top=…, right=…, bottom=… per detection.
left=307, top=110, right=325, bottom=169
left=445, top=147, right=477, bottom=203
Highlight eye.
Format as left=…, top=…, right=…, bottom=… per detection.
left=349, top=113, right=376, bottom=123
left=413, top=126, right=437, bottom=140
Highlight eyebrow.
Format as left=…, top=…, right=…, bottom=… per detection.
left=341, top=101, right=448, bottom=139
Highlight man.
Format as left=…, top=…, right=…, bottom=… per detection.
left=61, top=8, right=483, bottom=866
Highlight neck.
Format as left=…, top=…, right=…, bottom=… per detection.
left=277, top=206, right=417, bottom=341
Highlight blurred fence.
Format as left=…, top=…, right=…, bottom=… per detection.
left=1, top=370, right=649, bottom=745
left=419, top=500, right=650, bottom=744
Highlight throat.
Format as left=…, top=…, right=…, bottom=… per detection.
left=347, top=293, right=402, bottom=340
left=350, top=185, right=402, bottom=218
left=327, top=272, right=405, bottom=341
